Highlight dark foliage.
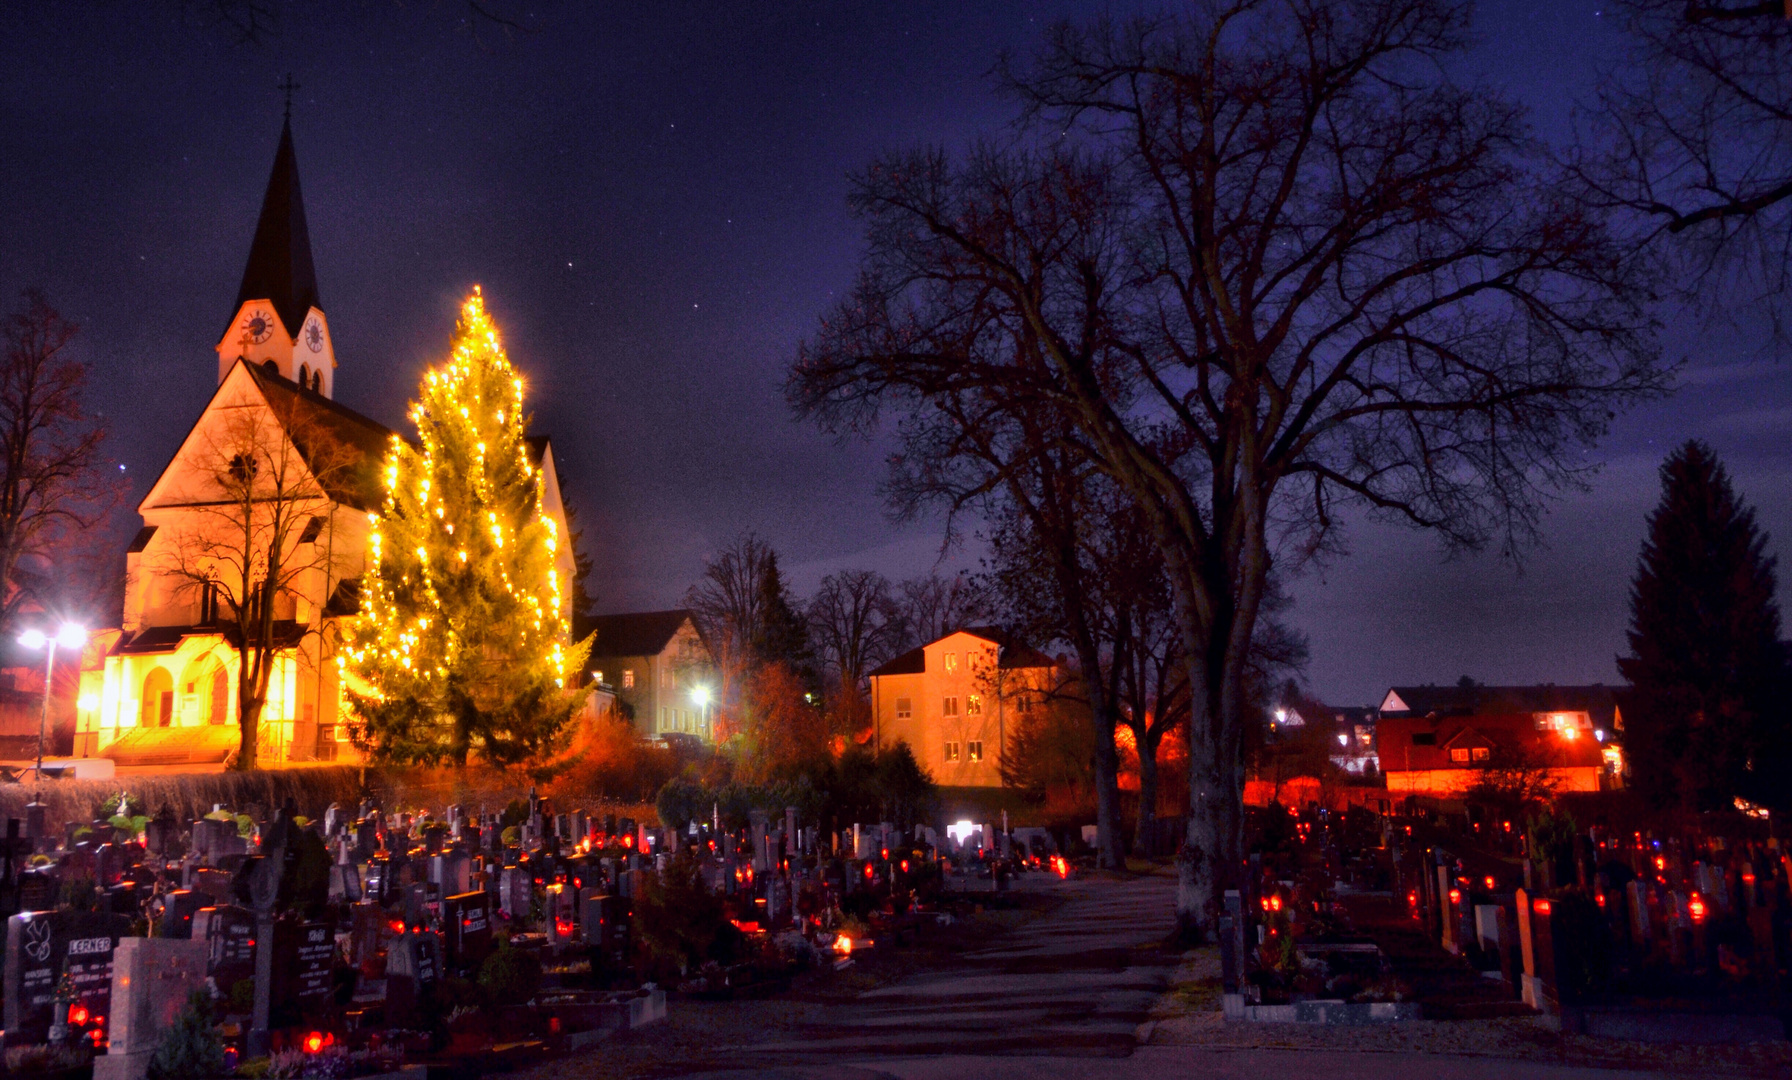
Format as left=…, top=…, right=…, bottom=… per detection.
left=1618, top=440, right=1790, bottom=811
left=146, top=990, right=225, bottom=1080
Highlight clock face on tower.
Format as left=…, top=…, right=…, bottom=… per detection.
left=242, top=308, right=276, bottom=345
left=305, top=316, right=324, bottom=352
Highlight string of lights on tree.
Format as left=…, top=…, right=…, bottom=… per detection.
left=342, top=288, right=590, bottom=765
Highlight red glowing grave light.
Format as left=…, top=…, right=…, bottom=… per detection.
left=1654, top=856, right=1666, bottom=871
left=1743, top=873, right=1757, bottom=884
left=1689, top=893, right=1708, bottom=923
left=1448, top=889, right=1461, bottom=904
left=303, top=1032, right=325, bottom=1054
left=1534, top=899, right=1551, bottom=916
left=1596, top=892, right=1606, bottom=908
left=864, top=864, right=875, bottom=880
left=1407, top=890, right=1419, bottom=905
left=68, top=1004, right=90, bottom=1026
left=900, top=860, right=910, bottom=873
left=1484, top=876, right=1495, bottom=890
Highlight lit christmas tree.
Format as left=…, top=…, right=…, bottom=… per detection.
left=344, top=288, right=591, bottom=766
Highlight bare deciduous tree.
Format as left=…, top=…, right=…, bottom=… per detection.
left=155, top=387, right=357, bottom=769
left=0, top=290, right=114, bottom=638
left=1572, top=0, right=1792, bottom=336
left=807, top=569, right=902, bottom=729
left=790, top=2, right=1666, bottom=936
left=893, top=572, right=993, bottom=649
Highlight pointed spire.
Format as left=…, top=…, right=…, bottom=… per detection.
left=232, top=117, right=320, bottom=339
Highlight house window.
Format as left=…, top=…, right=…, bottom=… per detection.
left=942, top=696, right=959, bottom=717
left=623, top=669, right=635, bottom=689
left=967, top=740, right=984, bottom=763
left=1412, top=732, right=1436, bottom=746
left=895, top=697, right=912, bottom=719
left=966, top=694, right=982, bottom=715
left=1450, top=748, right=1471, bottom=764
left=1472, top=747, right=1490, bottom=762
left=943, top=652, right=959, bottom=674
left=944, top=742, right=960, bottom=762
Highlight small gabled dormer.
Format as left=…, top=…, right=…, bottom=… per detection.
left=215, top=117, right=336, bottom=398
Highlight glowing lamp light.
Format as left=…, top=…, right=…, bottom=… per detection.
left=1689, top=894, right=1708, bottom=923
left=68, top=1004, right=89, bottom=1026
left=1337, top=733, right=1349, bottom=746
left=691, top=686, right=711, bottom=707
left=1448, top=889, right=1461, bottom=905
left=1484, top=876, right=1496, bottom=890
left=1596, top=892, right=1606, bottom=908
left=833, top=935, right=853, bottom=956
left=864, top=864, right=875, bottom=880
left=1533, top=899, right=1551, bottom=916
left=303, top=1032, right=325, bottom=1054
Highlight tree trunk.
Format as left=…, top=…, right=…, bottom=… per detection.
left=1133, top=728, right=1159, bottom=857
left=235, top=695, right=261, bottom=772
left=1092, top=709, right=1124, bottom=870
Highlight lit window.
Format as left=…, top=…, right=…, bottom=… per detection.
left=966, top=694, right=982, bottom=715
left=967, top=740, right=983, bottom=763
left=944, top=742, right=960, bottom=762
left=594, top=670, right=604, bottom=685
left=895, top=697, right=912, bottom=719
left=1472, top=747, right=1490, bottom=762
left=623, top=669, right=635, bottom=689
left=1450, top=748, right=1471, bottom=764
left=942, top=696, right=959, bottom=717
left=943, top=653, right=959, bottom=673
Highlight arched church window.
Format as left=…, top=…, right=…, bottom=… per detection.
left=312, top=369, right=322, bottom=392
left=141, top=668, right=173, bottom=728
left=299, top=363, right=310, bottom=388
left=261, top=359, right=278, bottom=376
left=210, top=666, right=229, bottom=725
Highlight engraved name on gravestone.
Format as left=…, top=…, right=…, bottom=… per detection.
left=269, top=920, right=334, bottom=1027
left=443, top=891, right=492, bottom=971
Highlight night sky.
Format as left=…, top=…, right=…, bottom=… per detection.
left=2, top=2, right=1787, bottom=707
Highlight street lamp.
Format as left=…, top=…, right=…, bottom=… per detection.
left=690, top=686, right=711, bottom=736
left=19, top=623, right=85, bottom=779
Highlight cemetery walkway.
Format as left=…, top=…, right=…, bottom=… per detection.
left=738, top=867, right=1182, bottom=1060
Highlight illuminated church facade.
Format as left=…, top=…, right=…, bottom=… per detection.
left=73, top=120, right=575, bottom=767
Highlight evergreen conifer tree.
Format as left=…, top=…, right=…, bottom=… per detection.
left=344, top=289, right=592, bottom=766
left=1618, top=441, right=1789, bottom=811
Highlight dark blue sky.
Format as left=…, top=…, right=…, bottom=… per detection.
left=2, top=2, right=1786, bottom=705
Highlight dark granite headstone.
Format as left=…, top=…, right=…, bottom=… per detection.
left=384, top=931, right=441, bottom=1027
left=443, top=891, right=492, bottom=972
left=3, top=909, right=132, bottom=1045
left=159, top=889, right=204, bottom=939
left=270, top=919, right=334, bottom=1027
left=194, top=904, right=258, bottom=1004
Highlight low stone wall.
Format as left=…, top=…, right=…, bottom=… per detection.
left=1224, top=994, right=1422, bottom=1024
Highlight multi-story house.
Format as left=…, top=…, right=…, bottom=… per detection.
left=867, top=627, right=1058, bottom=788
left=586, top=610, right=714, bottom=741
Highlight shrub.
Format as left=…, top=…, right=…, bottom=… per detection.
left=147, top=990, right=224, bottom=1080
left=477, top=943, right=542, bottom=1004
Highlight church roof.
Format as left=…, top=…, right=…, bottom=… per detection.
left=242, top=361, right=393, bottom=510
left=230, top=118, right=320, bottom=340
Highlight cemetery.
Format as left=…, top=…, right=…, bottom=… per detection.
left=1216, top=794, right=1792, bottom=1042
left=0, top=781, right=1053, bottom=1080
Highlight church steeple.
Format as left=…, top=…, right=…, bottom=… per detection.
left=235, top=118, right=319, bottom=339
left=218, top=115, right=336, bottom=398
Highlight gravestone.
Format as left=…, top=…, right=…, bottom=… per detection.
left=269, top=920, right=334, bottom=1028
left=384, top=931, right=441, bottom=1027
left=92, top=936, right=210, bottom=1080
left=328, top=863, right=362, bottom=903
left=499, top=866, right=531, bottom=920
left=443, top=891, right=492, bottom=972
left=157, top=890, right=204, bottom=939
left=3, top=909, right=132, bottom=1045
left=348, top=902, right=385, bottom=974
left=194, top=905, right=258, bottom=1010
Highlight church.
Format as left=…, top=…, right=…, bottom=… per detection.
left=72, top=119, right=578, bottom=768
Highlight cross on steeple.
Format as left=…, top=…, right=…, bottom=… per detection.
left=278, top=73, right=300, bottom=120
